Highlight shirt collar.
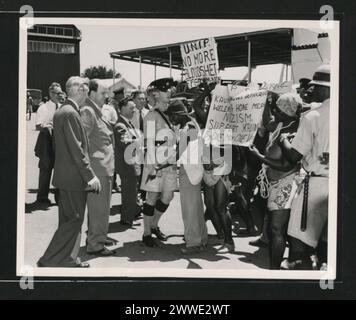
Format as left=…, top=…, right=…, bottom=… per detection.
left=135, top=107, right=145, bottom=113
left=121, top=114, right=133, bottom=124
left=89, top=98, right=101, bottom=111
left=46, top=100, right=57, bottom=108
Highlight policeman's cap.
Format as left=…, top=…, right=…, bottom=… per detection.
left=147, top=78, right=175, bottom=92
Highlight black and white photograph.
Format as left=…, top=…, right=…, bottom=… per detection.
left=17, top=18, right=339, bottom=279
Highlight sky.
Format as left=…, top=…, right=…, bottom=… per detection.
left=77, top=23, right=289, bottom=88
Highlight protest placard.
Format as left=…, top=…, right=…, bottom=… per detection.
left=180, top=37, right=220, bottom=85
left=204, top=84, right=268, bottom=146
left=259, top=81, right=293, bottom=94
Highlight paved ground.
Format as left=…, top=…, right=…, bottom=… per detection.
left=23, top=115, right=269, bottom=271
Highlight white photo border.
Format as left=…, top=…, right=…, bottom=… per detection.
left=17, top=17, right=340, bottom=280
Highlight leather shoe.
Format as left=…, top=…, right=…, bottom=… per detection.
left=36, top=198, right=52, bottom=206
left=74, top=262, right=90, bottom=268
left=104, top=237, right=118, bottom=246
left=142, top=235, right=158, bottom=247
left=249, top=238, right=268, bottom=248
left=151, top=227, right=167, bottom=241
left=37, top=261, right=90, bottom=268
left=87, top=247, right=116, bottom=257
left=180, top=245, right=205, bottom=255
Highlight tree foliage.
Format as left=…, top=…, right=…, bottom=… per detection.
left=82, top=66, right=121, bottom=79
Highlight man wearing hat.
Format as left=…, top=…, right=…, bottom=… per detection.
left=297, top=77, right=322, bottom=112
left=297, top=78, right=311, bottom=101
left=140, top=77, right=177, bottom=247
left=279, top=64, right=330, bottom=269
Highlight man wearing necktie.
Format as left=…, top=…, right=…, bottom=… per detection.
left=131, top=90, right=149, bottom=132
left=34, top=82, right=63, bottom=206
left=38, top=77, right=101, bottom=268
left=131, top=90, right=149, bottom=203
left=80, top=80, right=116, bottom=257
left=114, top=97, right=142, bottom=226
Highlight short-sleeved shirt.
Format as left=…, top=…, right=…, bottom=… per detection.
left=143, top=107, right=172, bottom=138
left=102, top=104, right=118, bottom=124
left=143, top=107, right=175, bottom=166
left=36, top=100, right=57, bottom=126
left=291, top=99, right=330, bottom=176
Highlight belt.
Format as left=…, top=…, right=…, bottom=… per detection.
left=155, top=140, right=166, bottom=147
left=300, top=173, right=310, bottom=232
left=310, top=172, right=328, bottom=178
left=300, top=171, right=328, bottom=232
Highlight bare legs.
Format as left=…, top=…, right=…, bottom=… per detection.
left=204, top=180, right=233, bottom=245
left=268, top=209, right=290, bottom=270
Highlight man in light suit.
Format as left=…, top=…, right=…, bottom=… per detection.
left=38, top=77, right=101, bottom=268
left=81, top=80, right=116, bottom=257
left=114, top=97, right=141, bottom=226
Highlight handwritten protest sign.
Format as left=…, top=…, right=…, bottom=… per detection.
left=180, top=37, right=220, bottom=86
left=259, top=81, right=293, bottom=94
left=204, top=84, right=268, bottom=146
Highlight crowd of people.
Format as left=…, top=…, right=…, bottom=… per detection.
left=31, top=63, right=331, bottom=271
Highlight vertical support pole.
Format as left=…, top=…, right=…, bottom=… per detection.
left=139, top=55, right=142, bottom=89
left=286, top=64, right=289, bottom=81
left=279, top=65, right=285, bottom=84
left=112, top=58, right=116, bottom=86
left=169, top=50, right=172, bottom=78
left=291, top=29, right=295, bottom=83
left=247, top=39, right=252, bottom=83
left=154, top=63, right=157, bottom=80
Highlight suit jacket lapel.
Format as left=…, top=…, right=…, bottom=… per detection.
left=62, top=99, right=90, bottom=152
left=64, top=99, right=80, bottom=115
left=119, top=115, right=137, bottom=138
left=87, top=99, right=114, bottom=129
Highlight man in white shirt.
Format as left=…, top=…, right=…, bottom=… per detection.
left=131, top=90, right=149, bottom=203
left=34, top=82, right=63, bottom=205
left=280, top=64, right=330, bottom=269
left=102, top=101, right=118, bottom=125
left=146, top=86, right=156, bottom=110
left=131, top=90, right=149, bottom=133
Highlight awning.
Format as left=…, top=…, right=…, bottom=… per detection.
left=110, top=28, right=293, bottom=70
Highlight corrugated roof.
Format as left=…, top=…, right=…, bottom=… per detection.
left=110, top=28, right=293, bottom=70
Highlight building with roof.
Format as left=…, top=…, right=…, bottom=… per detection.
left=27, top=24, right=82, bottom=96
left=110, top=28, right=330, bottom=86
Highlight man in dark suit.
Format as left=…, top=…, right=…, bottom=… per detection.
left=114, top=97, right=141, bottom=226
left=38, top=76, right=101, bottom=268
left=81, top=80, right=116, bottom=257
